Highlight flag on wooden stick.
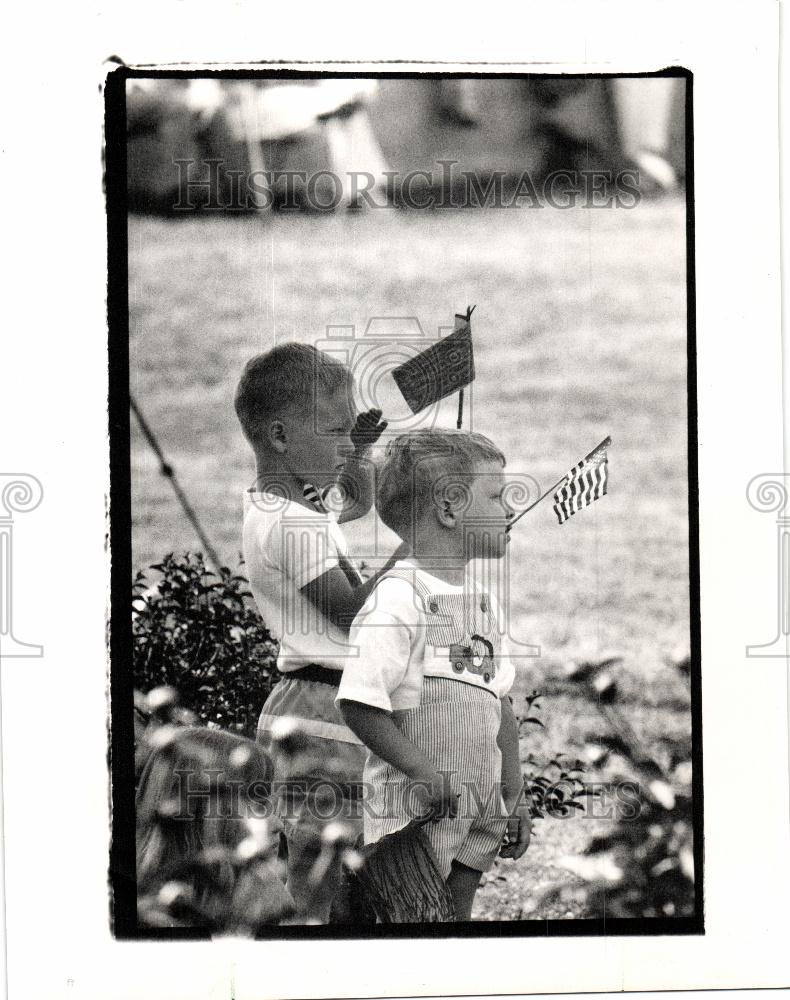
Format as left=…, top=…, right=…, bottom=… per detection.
left=392, top=306, right=475, bottom=420
left=553, top=436, right=611, bottom=524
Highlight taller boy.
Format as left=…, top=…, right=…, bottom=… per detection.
left=235, top=343, right=403, bottom=921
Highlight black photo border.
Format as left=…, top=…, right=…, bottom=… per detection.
left=106, top=64, right=702, bottom=940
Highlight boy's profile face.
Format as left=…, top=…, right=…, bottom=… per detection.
left=282, top=388, right=356, bottom=491
left=459, top=460, right=513, bottom=560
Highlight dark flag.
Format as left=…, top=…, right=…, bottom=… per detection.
left=553, top=436, right=611, bottom=524
left=353, top=817, right=456, bottom=923
left=392, top=306, right=476, bottom=414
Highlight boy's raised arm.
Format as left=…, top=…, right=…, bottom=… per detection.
left=300, top=541, right=410, bottom=630
left=336, top=408, right=387, bottom=524
left=336, top=454, right=376, bottom=524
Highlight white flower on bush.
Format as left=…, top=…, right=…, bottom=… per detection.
left=679, top=847, right=694, bottom=880
left=236, top=816, right=278, bottom=862
left=648, top=779, right=676, bottom=810
left=558, top=854, right=623, bottom=884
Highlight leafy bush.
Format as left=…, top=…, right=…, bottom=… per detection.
left=133, top=553, right=278, bottom=738
left=520, top=691, right=589, bottom=820
left=536, top=656, right=695, bottom=919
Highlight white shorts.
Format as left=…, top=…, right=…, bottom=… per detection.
left=257, top=675, right=367, bottom=847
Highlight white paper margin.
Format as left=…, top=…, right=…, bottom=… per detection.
left=0, top=1, right=787, bottom=997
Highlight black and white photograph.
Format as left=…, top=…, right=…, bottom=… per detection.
left=108, top=68, right=701, bottom=935
left=2, top=3, right=789, bottom=997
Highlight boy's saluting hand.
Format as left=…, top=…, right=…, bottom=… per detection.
left=335, top=408, right=387, bottom=524
left=350, top=407, right=388, bottom=454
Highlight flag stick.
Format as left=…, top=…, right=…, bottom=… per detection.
left=130, top=396, right=223, bottom=569
left=508, top=473, right=569, bottom=527
left=455, top=305, right=477, bottom=431
left=508, top=435, right=612, bottom=528
left=455, top=305, right=474, bottom=429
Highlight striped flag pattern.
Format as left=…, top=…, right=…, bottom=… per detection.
left=302, top=482, right=325, bottom=512
left=553, top=436, right=611, bottom=524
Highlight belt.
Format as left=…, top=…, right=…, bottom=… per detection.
left=277, top=778, right=365, bottom=801
left=281, top=663, right=342, bottom=687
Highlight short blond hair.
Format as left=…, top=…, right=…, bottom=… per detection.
left=234, top=344, right=352, bottom=447
left=377, top=429, right=505, bottom=541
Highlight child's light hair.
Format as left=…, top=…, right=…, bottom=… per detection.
left=136, top=725, right=295, bottom=929
left=234, top=343, right=352, bottom=447
left=377, top=429, right=506, bottom=542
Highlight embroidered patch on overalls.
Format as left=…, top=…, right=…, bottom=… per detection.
left=423, top=592, right=501, bottom=683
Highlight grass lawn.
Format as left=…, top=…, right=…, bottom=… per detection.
left=127, top=197, right=692, bottom=919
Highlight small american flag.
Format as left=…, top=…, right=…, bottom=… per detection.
left=553, top=436, right=611, bottom=525
left=302, top=482, right=326, bottom=512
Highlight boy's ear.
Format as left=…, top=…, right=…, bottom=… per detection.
left=435, top=498, right=457, bottom=530
left=267, top=419, right=288, bottom=453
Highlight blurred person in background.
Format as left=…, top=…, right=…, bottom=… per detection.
left=223, top=78, right=389, bottom=209
left=136, top=724, right=296, bottom=931
left=127, top=77, right=390, bottom=212
left=610, top=77, right=679, bottom=191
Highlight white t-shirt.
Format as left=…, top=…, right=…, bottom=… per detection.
left=242, top=491, right=359, bottom=672
left=337, top=561, right=516, bottom=711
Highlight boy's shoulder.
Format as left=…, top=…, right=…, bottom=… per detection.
left=369, top=564, right=504, bottom=616
left=243, top=491, right=347, bottom=562
left=359, top=562, right=429, bottom=623
left=243, top=491, right=340, bottom=527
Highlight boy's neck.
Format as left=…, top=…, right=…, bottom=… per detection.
left=411, top=559, right=467, bottom=586
left=251, top=456, right=313, bottom=510
left=410, top=525, right=468, bottom=586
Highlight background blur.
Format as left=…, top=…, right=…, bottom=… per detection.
left=127, top=76, right=686, bottom=211
left=127, top=74, right=693, bottom=919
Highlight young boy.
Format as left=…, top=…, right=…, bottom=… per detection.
left=336, top=429, right=532, bottom=920
left=234, top=343, right=406, bottom=921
